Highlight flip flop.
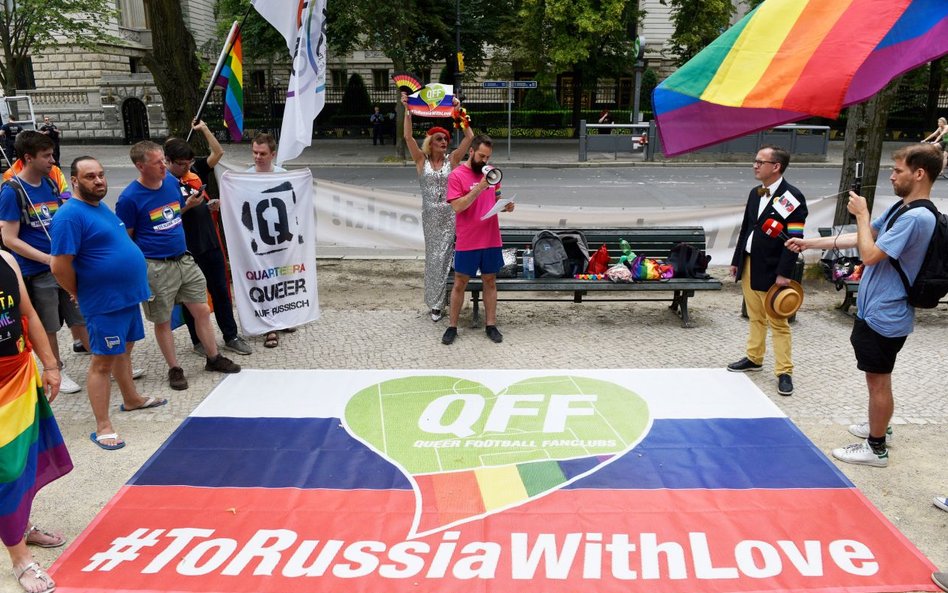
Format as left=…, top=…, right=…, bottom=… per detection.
left=119, top=396, right=168, bottom=412
left=264, top=332, right=279, bottom=348
left=13, top=562, right=55, bottom=593
left=90, top=432, right=125, bottom=451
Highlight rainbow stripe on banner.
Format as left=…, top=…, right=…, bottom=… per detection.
left=654, top=0, right=948, bottom=156
left=215, top=31, right=244, bottom=142
left=49, top=369, right=938, bottom=593
left=0, top=356, right=72, bottom=546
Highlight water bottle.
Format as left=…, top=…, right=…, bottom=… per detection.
left=522, top=246, right=535, bottom=279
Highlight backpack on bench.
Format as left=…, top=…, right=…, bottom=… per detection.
left=532, top=229, right=590, bottom=278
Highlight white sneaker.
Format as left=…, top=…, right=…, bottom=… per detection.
left=847, top=422, right=893, bottom=444
left=832, top=441, right=889, bottom=468
left=59, top=370, right=81, bottom=394
left=112, top=368, right=146, bottom=381
left=934, top=496, right=948, bottom=512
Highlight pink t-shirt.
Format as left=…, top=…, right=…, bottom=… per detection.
left=446, top=164, right=503, bottom=251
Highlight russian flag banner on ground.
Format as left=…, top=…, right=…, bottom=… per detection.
left=49, top=369, right=938, bottom=593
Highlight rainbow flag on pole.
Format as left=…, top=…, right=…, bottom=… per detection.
left=654, top=0, right=948, bottom=156
left=215, top=30, right=244, bottom=142
left=0, top=356, right=72, bottom=546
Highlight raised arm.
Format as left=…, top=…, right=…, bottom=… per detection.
left=401, top=93, right=425, bottom=169
left=193, top=119, right=225, bottom=168
left=449, top=100, right=474, bottom=168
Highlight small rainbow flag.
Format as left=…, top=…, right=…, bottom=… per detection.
left=0, top=354, right=72, bottom=546
left=215, top=31, right=244, bottom=143
left=655, top=0, right=948, bottom=156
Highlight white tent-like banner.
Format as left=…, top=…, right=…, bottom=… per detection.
left=219, top=168, right=320, bottom=336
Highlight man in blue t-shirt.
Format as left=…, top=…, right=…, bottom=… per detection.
left=51, top=156, right=166, bottom=450
left=787, top=144, right=941, bottom=468
left=0, top=131, right=88, bottom=394
left=115, top=141, right=240, bottom=392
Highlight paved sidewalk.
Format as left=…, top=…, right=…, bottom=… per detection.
left=68, top=137, right=913, bottom=170
left=9, top=263, right=947, bottom=593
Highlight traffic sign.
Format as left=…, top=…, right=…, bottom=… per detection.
left=511, top=80, right=538, bottom=89
left=482, top=81, right=509, bottom=88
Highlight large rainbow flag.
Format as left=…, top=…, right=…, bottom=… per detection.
left=49, top=369, right=938, bottom=593
left=215, top=30, right=244, bottom=142
left=654, top=0, right=948, bottom=156
left=0, top=355, right=73, bottom=546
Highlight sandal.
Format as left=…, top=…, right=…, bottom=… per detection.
left=24, top=525, right=66, bottom=548
left=13, top=562, right=55, bottom=593
left=264, top=332, right=279, bottom=348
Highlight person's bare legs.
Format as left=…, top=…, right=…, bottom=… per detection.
left=153, top=321, right=179, bottom=369
left=184, top=301, right=220, bottom=358
left=482, top=274, right=498, bottom=326
left=87, top=354, right=121, bottom=447
left=448, top=274, right=469, bottom=327
left=866, top=371, right=894, bottom=439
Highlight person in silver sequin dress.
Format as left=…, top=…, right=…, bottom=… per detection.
left=402, top=93, right=474, bottom=321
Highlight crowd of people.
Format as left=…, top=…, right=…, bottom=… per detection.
left=1, top=106, right=947, bottom=592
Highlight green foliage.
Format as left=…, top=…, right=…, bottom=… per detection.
left=640, top=68, right=658, bottom=112
left=661, top=0, right=735, bottom=66
left=0, top=0, right=118, bottom=94
left=340, top=73, right=374, bottom=116
left=214, top=0, right=288, bottom=63
left=522, top=89, right=560, bottom=110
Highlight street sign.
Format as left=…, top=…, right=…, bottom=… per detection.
left=482, top=81, right=509, bottom=88
left=511, top=81, right=538, bottom=89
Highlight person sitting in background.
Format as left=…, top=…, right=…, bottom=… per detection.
left=921, top=117, right=948, bottom=177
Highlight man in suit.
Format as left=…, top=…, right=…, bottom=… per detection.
left=728, top=145, right=807, bottom=396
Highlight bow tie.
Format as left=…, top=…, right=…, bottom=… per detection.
left=757, top=186, right=771, bottom=197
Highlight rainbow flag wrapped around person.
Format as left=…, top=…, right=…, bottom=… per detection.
left=0, top=348, right=72, bottom=546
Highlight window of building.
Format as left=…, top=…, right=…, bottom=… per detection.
left=372, top=69, right=389, bottom=92
left=331, top=69, right=347, bottom=89
left=129, top=57, right=143, bottom=74
left=14, top=57, right=35, bottom=90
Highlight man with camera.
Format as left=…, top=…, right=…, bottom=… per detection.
left=441, top=134, right=513, bottom=345
left=786, top=144, right=939, bottom=468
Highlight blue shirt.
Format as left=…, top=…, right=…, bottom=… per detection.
left=856, top=204, right=936, bottom=338
left=0, top=178, right=60, bottom=276
left=50, top=198, right=150, bottom=316
left=115, top=173, right=188, bottom=259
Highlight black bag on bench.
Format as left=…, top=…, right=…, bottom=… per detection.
left=532, top=230, right=590, bottom=277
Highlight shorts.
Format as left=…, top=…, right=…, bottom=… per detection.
left=850, top=317, right=906, bottom=374
left=24, top=271, right=85, bottom=333
left=454, top=247, right=504, bottom=278
left=142, top=255, right=207, bottom=324
left=86, top=305, right=144, bottom=356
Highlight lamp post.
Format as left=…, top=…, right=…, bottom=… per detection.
left=454, top=0, right=462, bottom=146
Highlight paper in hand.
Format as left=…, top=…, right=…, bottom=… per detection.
left=481, top=194, right=517, bottom=221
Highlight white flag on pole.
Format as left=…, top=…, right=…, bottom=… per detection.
left=252, top=0, right=327, bottom=165
left=218, top=169, right=320, bottom=336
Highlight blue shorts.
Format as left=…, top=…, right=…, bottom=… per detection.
left=454, top=247, right=504, bottom=278
left=86, top=305, right=145, bottom=356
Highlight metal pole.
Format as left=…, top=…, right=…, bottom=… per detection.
left=454, top=0, right=462, bottom=147
left=507, top=83, right=512, bottom=160
left=632, top=60, right=644, bottom=124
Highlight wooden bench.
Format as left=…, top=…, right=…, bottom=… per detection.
left=446, top=227, right=722, bottom=328
left=818, top=226, right=860, bottom=313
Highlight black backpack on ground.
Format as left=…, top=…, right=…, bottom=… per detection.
left=668, top=242, right=711, bottom=279
left=532, top=230, right=570, bottom=278
left=884, top=199, right=948, bottom=309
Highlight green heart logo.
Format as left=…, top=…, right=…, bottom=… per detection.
left=344, top=375, right=651, bottom=537
left=419, top=84, right=447, bottom=111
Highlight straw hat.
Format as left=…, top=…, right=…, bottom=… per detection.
left=764, top=280, right=804, bottom=319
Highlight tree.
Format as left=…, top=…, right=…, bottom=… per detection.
left=0, top=0, right=117, bottom=95
left=328, top=0, right=511, bottom=158
left=661, top=0, right=734, bottom=66
left=142, top=0, right=204, bottom=140
left=340, top=73, right=373, bottom=116
left=506, top=0, right=643, bottom=134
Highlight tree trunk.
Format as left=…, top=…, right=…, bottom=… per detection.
left=834, top=78, right=901, bottom=225
left=141, top=0, right=204, bottom=141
